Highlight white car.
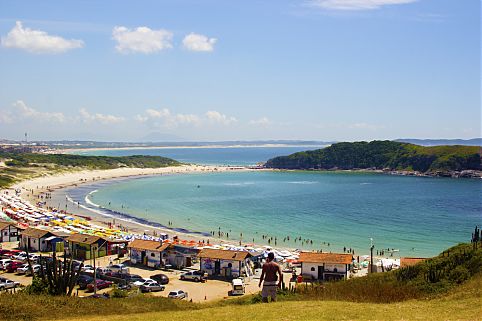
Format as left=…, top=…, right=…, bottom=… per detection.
left=140, top=281, right=165, bottom=292
left=16, top=264, right=30, bottom=274
left=107, top=264, right=129, bottom=273
left=0, top=259, right=13, bottom=270
left=132, top=278, right=155, bottom=287
left=168, top=290, right=188, bottom=299
left=81, top=264, right=95, bottom=273
left=25, top=264, right=41, bottom=276
left=0, top=278, right=20, bottom=290
left=14, top=253, right=27, bottom=261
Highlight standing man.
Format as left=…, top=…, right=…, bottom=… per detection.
left=258, top=252, right=282, bottom=302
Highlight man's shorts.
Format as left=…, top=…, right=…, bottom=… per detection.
left=261, top=281, right=278, bottom=299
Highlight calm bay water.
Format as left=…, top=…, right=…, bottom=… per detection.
left=68, top=169, right=482, bottom=258
left=74, top=146, right=317, bottom=166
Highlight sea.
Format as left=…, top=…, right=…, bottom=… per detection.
left=66, top=146, right=482, bottom=257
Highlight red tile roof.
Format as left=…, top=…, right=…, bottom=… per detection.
left=128, top=239, right=170, bottom=252
left=299, top=252, right=353, bottom=264
left=400, top=257, right=427, bottom=268
left=199, top=248, right=252, bottom=261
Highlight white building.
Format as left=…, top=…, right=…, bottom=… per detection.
left=199, top=248, right=252, bottom=279
left=299, top=252, right=353, bottom=281
left=128, top=239, right=171, bottom=268
left=19, top=227, right=56, bottom=252
left=0, top=220, right=21, bottom=243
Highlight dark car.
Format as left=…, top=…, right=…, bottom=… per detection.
left=86, top=279, right=113, bottom=292
left=77, top=275, right=94, bottom=290
left=150, top=273, right=169, bottom=285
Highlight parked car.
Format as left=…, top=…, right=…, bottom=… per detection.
left=77, top=275, right=94, bottom=290
left=16, top=264, right=31, bottom=274
left=180, top=271, right=206, bottom=282
left=150, top=273, right=169, bottom=285
left=230, top=278, right=245, bottom=296
left=86, top=279, right=113, bottom=292
left=168, top=290, right=188, bottom=299
left=5, top=261, right=24, bottom=273
left=107, top=264, right=129, bottom=273
left=118, top=274, right=145, bottom=284
left=132, top=278, right=155, bottom=287
left=13, top=252, right=28, bottom=261
left=95, top=267, right=113, bottom=276
left=140, top=280, right=165, bottom=293
left=0, top=259, right=13, bottom=270
left=25, top=264, right=41, bottom=276
left=81, top=265, right=95, bottom=273
left=0, top=278, right=20, bottom=290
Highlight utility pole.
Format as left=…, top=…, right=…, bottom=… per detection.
left=93, top=245, right=97, bottom=295
left=370, top=238, right=374, bottom=274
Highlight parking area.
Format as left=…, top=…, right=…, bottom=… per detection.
left=1, top=251, right=293, bottom=302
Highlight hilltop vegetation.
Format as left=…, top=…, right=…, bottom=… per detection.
left=265, top=140, right=481, bottom=173
left=0, top=151, right=180, bottom=188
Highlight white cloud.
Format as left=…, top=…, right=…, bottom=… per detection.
left=13, top=100, right=66, bottom=122
left=309, top=0, right=417, bottom=10
left=1, top=21, right=84, bottom=54
left=79, top=108, right=125, bottom=124
left=249, top=117, right=272, bottom=127
left=206, top=111, right=237, bottom=125
left=112, top=26, right=173, bottom=54
left=136, top=108, right=200, bottom=128
left=182, top=33, right=217, bottom=52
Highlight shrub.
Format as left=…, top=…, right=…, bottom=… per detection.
left=449, top=266, right=470, bottom=284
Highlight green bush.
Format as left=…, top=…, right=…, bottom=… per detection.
left=449, top=266, right=470, bottom=284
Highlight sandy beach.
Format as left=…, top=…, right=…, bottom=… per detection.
left=5, top=165, right=260, bottom=245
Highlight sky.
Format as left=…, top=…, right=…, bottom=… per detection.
left=0, top=0, right=480, bottom=142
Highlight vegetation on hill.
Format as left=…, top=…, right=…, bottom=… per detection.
left=264, top=140, right=481, bottom=173
left=0, top=151, right=181, bottom=188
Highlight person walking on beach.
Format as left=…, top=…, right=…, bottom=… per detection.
left=258, top=252, right=282, bottom=302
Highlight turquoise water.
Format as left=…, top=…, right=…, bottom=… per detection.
left=80, top=170, right=482, bottom=257
left=74, top=146, right=319, bottom=166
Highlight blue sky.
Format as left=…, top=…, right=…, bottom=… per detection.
left=0, top=0, right=479, bottom=142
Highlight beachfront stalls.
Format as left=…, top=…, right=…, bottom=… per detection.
left=128, top=239, right=170, bottom=268
left=299, top=252, right=353, bottom=281
left=19, top=227, right=56, bottom=252
left=199, top=248, right=252, bottom=279
left=0, top=220, right=21, bottom=242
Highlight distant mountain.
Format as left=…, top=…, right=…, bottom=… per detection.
left=396, top=138, right=482, bottom=146
left=265, top=140, right=481, bottom=174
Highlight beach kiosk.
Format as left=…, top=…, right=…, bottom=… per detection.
left=199, top=248, right=252, bottom=279
left=298, top=252, right=353, bottom=281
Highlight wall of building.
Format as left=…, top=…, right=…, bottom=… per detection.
left=200, top=258, right=244, bottom=278
left=1, top=226, right=19, bottom=242
left=301, top=262, right=348, bottom=280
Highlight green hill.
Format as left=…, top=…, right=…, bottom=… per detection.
left=264, top=140, right=481, bottom=174
left=0, top=151, right=181, bottom=188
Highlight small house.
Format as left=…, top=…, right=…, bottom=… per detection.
left=19, top=227, right=56, bottom=252
left=165, top=244, right=199, bottom=269
left=299, top=252, right=353, bottom=281
left=66, top=234, right=108, bottom=260
left=0, top=220, right=21, bottom=242
left=128, top=239, right=170, bottom=268
left=199, top=248, right=252, bottom=279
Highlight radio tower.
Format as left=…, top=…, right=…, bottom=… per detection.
left=25, top=132, right=28, bottom=144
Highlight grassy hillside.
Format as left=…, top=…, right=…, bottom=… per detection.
left=264, top=140, right=481, bottom=173
left=1, top=243, right=480, bottom=321
left=0, top=151, right=181, bottom=188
